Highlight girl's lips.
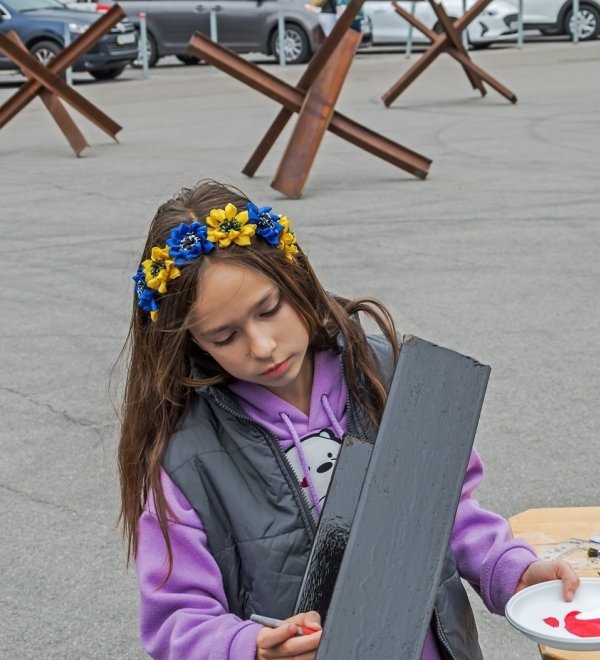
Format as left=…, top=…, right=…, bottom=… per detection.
left=262, top=358, right=290, bottom=378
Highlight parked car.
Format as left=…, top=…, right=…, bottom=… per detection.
left=503, top=0, right=600, bottom=41
left=364, top=0, right=519, bottom=47
left=0, top=0, right=138, bottom=79
left=70, top=0, right=325, bottom=66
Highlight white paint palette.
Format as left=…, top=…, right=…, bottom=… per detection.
left=506, top=578, right=600, bottom=651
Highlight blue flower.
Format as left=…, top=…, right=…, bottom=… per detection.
left=166, top=222, right=214, bottom=265
left=247, top=202, right=284, bottom=247
left=133, top=266, right=159, bottom=320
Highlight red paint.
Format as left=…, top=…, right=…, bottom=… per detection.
left=564, top=610, right=600, bottom=638
left=543, top=617, right=559, bottom=628
left=300, top=477, right=308, bottom=488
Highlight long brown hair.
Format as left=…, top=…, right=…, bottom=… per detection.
left=117, top=180, right=399, bottom=570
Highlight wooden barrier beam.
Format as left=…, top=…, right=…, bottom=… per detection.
left=294, top=434, right=374, bottom=620
left=314, top=336, right=490, bottom=658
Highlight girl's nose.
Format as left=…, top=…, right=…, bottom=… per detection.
left=248, top=329, right=276, bottom=360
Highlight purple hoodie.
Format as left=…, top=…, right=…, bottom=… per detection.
left=136, top=350, right=538, bottom=659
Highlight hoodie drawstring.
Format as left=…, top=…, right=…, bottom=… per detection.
left=321, top=394, right=345, bottom=438
left=279, top=412, right=323, bottom=516
left=279, top=395, right=344, bottom=518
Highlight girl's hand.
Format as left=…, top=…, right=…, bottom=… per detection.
left=256, top=611, right=322, bottom=660
left=516, top=559, right=580, bottom=602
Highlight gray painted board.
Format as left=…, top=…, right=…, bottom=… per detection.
left=294, top=434, right=374, bottom=620
left=316, top=335, right=490, bottom=659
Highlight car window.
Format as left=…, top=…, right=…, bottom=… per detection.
left=10, top=0, right=66, bottom=10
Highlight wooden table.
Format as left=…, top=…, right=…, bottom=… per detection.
left=510, top=507, right=600, bottom=660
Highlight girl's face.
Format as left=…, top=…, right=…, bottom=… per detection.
left=191, top=261, right=312, bottom=406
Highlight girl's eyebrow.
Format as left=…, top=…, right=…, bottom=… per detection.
left=200, top=290, right=278, bottom=337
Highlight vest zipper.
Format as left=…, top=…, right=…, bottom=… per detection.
left=337, top=350, right=366, bottom=440
left=432, top=607, right=457, bottom=660
left=204, top=349, right=364, bottom=540
left=207, top=387, right=317, bottom=540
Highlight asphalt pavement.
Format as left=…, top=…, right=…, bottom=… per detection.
left=1, top=40, right=599, bottom=659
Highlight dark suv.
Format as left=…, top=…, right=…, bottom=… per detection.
left=75, top=0, right=323, bottom=66
left=0, top=0, right=138, bottom=80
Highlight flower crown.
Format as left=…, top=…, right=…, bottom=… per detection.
left=133, top=202, right=298, bottom=321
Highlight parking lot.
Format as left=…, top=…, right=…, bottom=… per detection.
left=1, top=34, right=599, bottom=659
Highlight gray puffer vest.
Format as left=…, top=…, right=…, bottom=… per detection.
left=162, top=335, right=483, bottom=660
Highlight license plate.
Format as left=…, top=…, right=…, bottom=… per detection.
left=116, top=33, right=136, bottom=45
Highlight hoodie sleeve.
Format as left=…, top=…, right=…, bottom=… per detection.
left=136, top=468, right=261, bottom=660
left=450, top=449, right=539, bottom=615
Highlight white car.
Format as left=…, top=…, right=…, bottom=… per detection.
left=503, top=0, right=600, bottom=41
left=364, top=0, right=520, bottom=47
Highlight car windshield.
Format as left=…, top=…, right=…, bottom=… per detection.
left=13, top=0, right=66, bottom=11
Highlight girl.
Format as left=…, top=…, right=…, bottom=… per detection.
left=119, top=180, right=579, bottom=660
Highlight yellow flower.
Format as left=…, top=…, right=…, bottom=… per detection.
left=277, top=216, right=298, bottom=261
left=142, top=246, right=181, bottom=294
left=206, top=203, right=256, bottom=248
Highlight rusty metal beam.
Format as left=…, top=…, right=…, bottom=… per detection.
left=0, top=35, right=121, bottom=140
left=451, top=50, right=517, bottom=103
left=382, top=0, right=516, bottom=107
left=188, top=33, right=431, bottom=182
left=271, top=29, right=361, bottom=198
left=5, top=32, right=89, bottom=156
left=392, top=0, right=439, bottom=40
left=39, top=90, right=89, bottom=156
left=0, top=5, right=124, bottom=133
left=430, top=1, right=486, bottom=94
left=242, top=0, right=365, bottom=177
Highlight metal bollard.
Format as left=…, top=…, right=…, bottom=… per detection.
left=63, top=23, right=73, bottom=86
left=138, top=12, right=149, bottom=79
left=210, top=8, right=219, bottom=42
left=517, top=0, right=524, bottom=48
left=572, top=0, right=580, bottom=42
left=278, top=10, right=286, bottom=66
left=461, top=0, right=469, bottom=49
left=405, top=0, right=416, bottom=58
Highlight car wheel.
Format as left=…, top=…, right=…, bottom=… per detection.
left=176, top=55, right=201, bottom=65
left=29, top=40, right=61, bottom=66
left=270, top=23, right=310, bottom=65
left=133, top=31, right=159, bottom=68
left=89, top=66, right=126, bottom=81
left=564, top=4, right=600, bottom=40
